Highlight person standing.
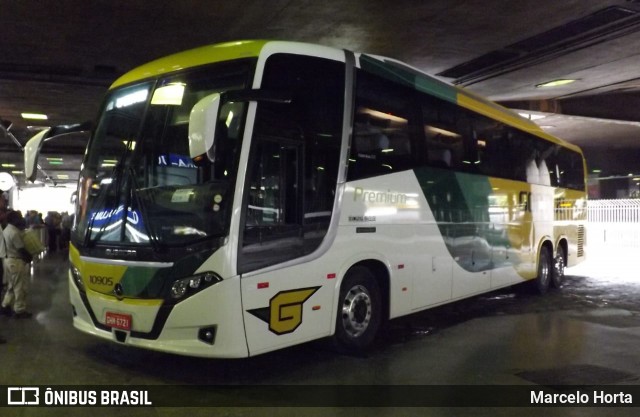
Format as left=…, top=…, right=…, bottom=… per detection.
left=0, top=217, right=5, bottom=297
left=1, top=210, right=32, bottom=319
left=0, top=222, right=6, bottom=343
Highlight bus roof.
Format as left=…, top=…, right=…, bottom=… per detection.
left=111, top=39, right=582, bottom=154
left=110, top=40, right=269, bottom=89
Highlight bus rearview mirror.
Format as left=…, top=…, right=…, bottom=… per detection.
left=188, top=93, right=221, bottom=158
left=23, top=122, right=92, bottom=182
left=24, top=128, right=52, bottom=182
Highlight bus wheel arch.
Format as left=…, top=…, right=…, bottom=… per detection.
left=333, top=260, right=389, bottom=352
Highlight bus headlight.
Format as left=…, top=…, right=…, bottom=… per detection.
left=169, top=271, right=222, bottom=301
left=70, top=266, right=85, bottom=292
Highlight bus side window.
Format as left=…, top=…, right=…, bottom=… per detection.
left=347, top=70, right=414, bottom=181
left=420, top=97, right=465, bottom=171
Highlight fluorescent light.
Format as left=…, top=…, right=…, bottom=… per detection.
left=535, top=79, right=576, bottom=88
left=425, top=125, right=461, bottom=138
left=359, top=108, right=407, bottom=123
left=21, top=113, right=48, bottom=120
left=115, top=89, right=148, bottom=109
left=151, top=83, right=185, bottom=106
left=518, top=112, right=546, bottom=121
left=1, top=163, right=16, bottom=168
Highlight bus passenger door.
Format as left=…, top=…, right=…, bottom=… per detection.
left=238, top=136, right=332, bottom=356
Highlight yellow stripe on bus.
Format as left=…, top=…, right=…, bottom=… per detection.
left=111, top=40, right=268, bottom=89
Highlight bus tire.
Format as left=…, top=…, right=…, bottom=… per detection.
left=551, top=246, right=566, bottom=288
left=532, top=246, right=552, bottom=295
left=334, top=266, right=382, bottom=352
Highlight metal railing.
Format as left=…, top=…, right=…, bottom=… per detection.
left=587, top=199, right=640, bottom=250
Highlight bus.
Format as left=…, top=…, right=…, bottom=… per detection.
left=25, top=40, right=587, bottom=358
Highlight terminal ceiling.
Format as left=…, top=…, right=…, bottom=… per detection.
left=1, top=0, right=640, bottom=187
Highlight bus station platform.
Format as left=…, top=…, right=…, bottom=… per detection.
left=1, top=250, right=639, bottom=416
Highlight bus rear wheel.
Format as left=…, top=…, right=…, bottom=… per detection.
left=334, top=266, right=382, bottom=352
left=551, top=246, right=566, bottom=288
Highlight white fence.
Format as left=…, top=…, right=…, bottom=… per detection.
left=587, top=199, right=640, bottom=251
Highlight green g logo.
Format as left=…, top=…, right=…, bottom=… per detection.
left=248, top=287, right=320, bottom=335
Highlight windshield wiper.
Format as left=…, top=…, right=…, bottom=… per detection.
left=83, top=137, right=135, bottom=246
left=126, top=165, right=162, bottom=252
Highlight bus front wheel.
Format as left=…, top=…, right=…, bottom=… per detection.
left=532, top=246, right=552, bottom=295
left=334, top=266, right=382, bottom=352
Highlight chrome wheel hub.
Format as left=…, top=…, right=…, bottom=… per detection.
left=341, top=285, right=372, bottom=338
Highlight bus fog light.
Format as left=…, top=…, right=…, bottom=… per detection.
left=198, top=326, right=216, bottom=345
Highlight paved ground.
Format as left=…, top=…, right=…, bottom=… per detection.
left=1, top=249, right=639, bottom=416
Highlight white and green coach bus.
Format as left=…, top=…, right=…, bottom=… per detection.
left=26, top=40, right=587, bottom=357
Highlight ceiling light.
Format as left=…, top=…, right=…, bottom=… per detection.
left=1, top=163, right=16, bottom=168
left=424, top=125, right=461, bottom=138
left=518, top=112, right=546, bottom=121
left=359, top=108, right=407, bottom=123
left=151, top=83, right=185, bottom=106
left=535, top=79, right=576, bottom=88
left=21, top=112, right=48, bottom=120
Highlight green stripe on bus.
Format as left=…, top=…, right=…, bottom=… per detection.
left=359, top=55, right=457, bottom=103
left=413, top=167, right=508, bottom=273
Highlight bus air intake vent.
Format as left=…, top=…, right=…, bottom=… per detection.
left=437, top=6, right=640, bottom=85
left=577, top=225, right=585, bottom=257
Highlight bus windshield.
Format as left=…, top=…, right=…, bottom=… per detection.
left=74, top=59, right=254, bottom=247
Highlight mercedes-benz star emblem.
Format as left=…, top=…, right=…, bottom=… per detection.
left=113, top=283, right=124, bottom=299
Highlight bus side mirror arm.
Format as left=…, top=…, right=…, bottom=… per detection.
left=188, top=89, right=292, bottom=159
left=24, top=121, right=92, bottom=182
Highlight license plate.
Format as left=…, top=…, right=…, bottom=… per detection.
left=105, top=312, right=132, bottom=331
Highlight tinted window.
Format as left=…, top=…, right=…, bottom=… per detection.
left=347, top=70, right=415, bottom=181
left=240, top=54, right=344, bottom=272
